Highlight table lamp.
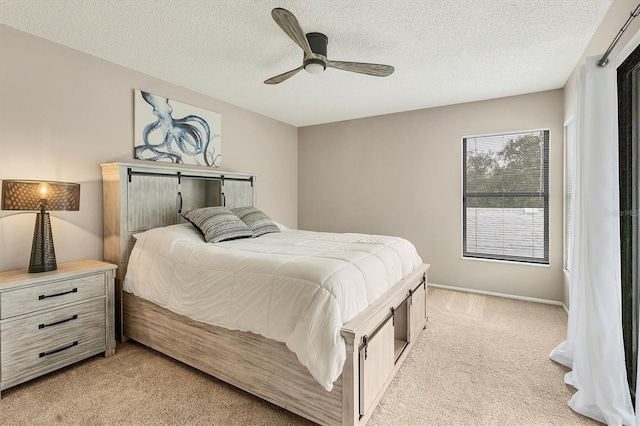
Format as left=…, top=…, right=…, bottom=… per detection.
left=1, top=180, right=80, bottom=273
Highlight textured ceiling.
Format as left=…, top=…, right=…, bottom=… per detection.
left=0, top=0, right=612, bottom=127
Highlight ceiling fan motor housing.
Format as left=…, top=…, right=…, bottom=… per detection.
left=304, top=32, right=328, bottom=70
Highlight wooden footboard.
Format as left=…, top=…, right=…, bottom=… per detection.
left=340, top=263, right=429, bottom=425
left=122, top=264, right=429, bottom=426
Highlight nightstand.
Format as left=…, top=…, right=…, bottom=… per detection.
left=0, top=259, right=116, bottom=398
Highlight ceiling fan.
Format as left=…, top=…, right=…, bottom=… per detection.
left=264, top=8, right=395, bottom=85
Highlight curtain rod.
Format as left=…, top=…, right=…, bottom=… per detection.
left=597, top=3, right=640, bottom=67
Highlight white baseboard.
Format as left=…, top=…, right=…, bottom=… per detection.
left=429, top=283, right=566, bottom=309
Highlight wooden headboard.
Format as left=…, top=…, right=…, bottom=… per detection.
left=101, top=161, right=256, bottom=340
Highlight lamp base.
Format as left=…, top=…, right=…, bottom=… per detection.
left=29, top=212, right=57, bottom=273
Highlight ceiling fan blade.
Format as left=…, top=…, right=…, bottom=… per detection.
left=264, top=66, right=304, bottom=85
left=271, top=8, right=313, bottom=57
left=326, top=60, right=394, bottom=77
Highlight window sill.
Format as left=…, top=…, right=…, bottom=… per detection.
left=461, top=256, right=550, bottom=267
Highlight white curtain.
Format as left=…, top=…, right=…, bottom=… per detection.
left=549, top=55, right=635, bottom=425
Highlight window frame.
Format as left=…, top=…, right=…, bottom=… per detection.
left=462, top=129, right=550, bottom=265
left=618, top=41, right=640, bottom=405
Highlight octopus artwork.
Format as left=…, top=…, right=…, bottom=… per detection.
left=134, top=90, right=222, bottom=167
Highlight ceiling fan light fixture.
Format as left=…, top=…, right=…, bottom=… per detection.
left=304, top=60, right=325, bottom=74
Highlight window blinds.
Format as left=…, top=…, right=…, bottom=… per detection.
left=463, top=129, right=549, bottom=264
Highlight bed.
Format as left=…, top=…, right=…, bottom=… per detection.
left=101, top=161, right=429, bottom=426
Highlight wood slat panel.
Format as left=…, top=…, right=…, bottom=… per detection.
left=409, top=283, right=427, bottom=342
left=123, top=292, right=343, bottom=426
left=127, top=175, right=180, bottom=232
left=101, top=165, right=125, bottom=267
left=104, top=268, right=116, bottom=356
left=223, top=180, right=254, bottom=209
left=359, top=318, right=395, bottom=415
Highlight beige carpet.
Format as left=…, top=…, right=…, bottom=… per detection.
left=0, top=288, right=597, bottom=425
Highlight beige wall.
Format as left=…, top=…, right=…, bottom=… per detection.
left=299, top=90, right=565, bottom=302
left=561, top=0, right=640, bottom=306
left=0, top=24, right=298, bottom=272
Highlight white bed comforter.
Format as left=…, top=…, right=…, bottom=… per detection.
left=124, top=223, right=422, bottom=391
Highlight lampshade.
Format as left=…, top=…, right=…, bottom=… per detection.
left=1, top=180, right=80, bottom=211
left=1, top=179, right=80, bottom=273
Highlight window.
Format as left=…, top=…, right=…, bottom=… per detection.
left=463, top=130, right=549, bottom=264
left=564, top=118, right=575, bottom=271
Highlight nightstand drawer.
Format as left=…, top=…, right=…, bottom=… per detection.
left=1, top=315, right=106, bottom=383
left=0, top=274, right=104, bottom=319
left=1, top=299, right=105, bottom=354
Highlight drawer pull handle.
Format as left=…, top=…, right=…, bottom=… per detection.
left=39, top=288, right=78, bottom=300
left=39, top=341, right=78, bottom=358
left=39, top=314, right=78, bottom=329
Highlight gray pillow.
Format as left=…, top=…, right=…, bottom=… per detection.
left=182, top=206, right=253, bottom=243
left=231, top=206, right=281, bottom=237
